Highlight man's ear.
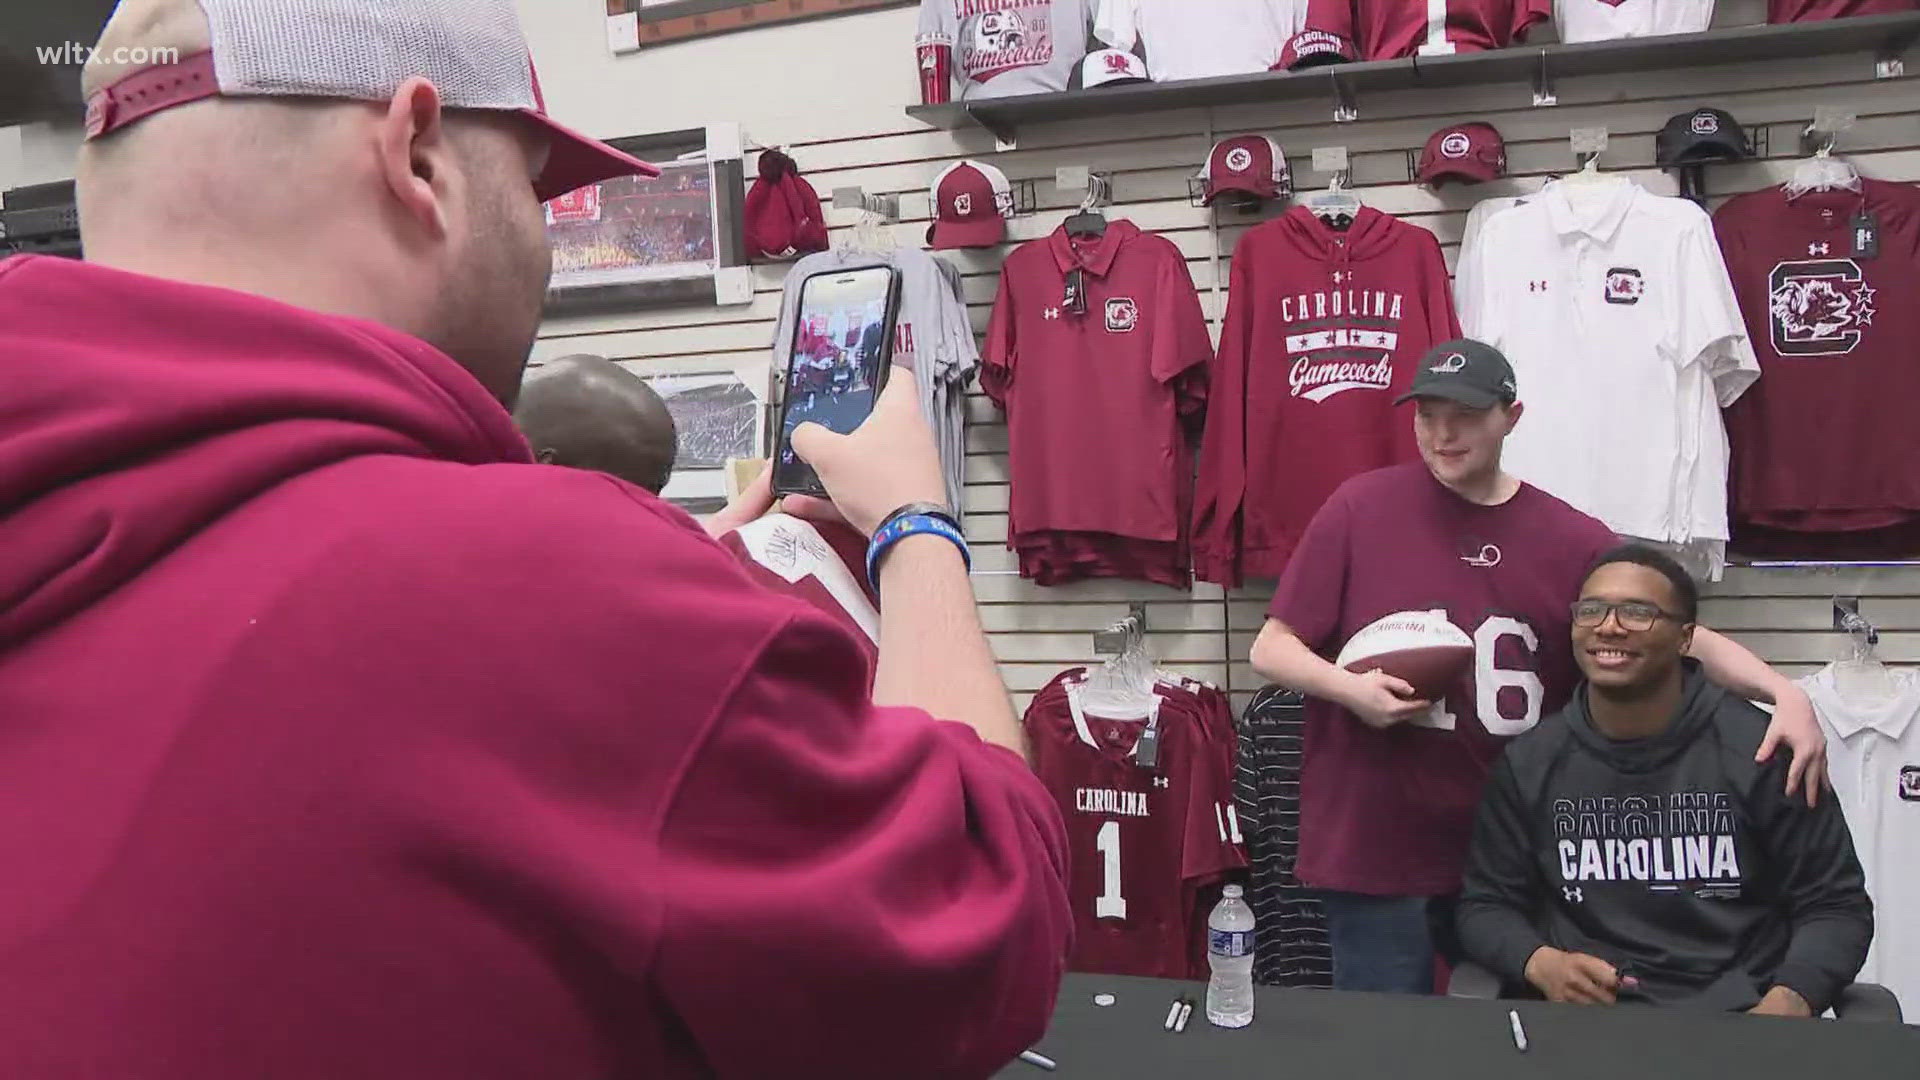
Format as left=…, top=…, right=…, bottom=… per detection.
left=1680, top=623, right=1697, bottom=655
left=374, top=77, right=452, bottom=238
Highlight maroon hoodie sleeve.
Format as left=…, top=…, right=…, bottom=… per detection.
left=653, top=605, right=1071, bottom=1078
left=1190, top=235, right=1255, bottom=587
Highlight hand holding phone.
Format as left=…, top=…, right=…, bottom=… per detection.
left=787, top=377, right=947, bottom=538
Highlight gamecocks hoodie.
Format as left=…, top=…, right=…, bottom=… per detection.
left=1191, top=205, right=1460, bottom=585
left=1457, top=661, right=1872, bottom=1012
left=0, top=255, right=1069, bottom=1078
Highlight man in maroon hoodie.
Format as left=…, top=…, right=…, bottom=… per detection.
left=0, top=2, right=1069, bottom=1078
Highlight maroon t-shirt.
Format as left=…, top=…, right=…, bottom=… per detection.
left=1024, top=671, right=1244, bottom=979
left=1770, top=0, right=1917, bottom=21
left=1266, top=463, right=1617, bottom=896
left=1193, top=206, right=1461, bottom=586
left=1715, top=181, right=1920, bottom=547
left=984, top=220, right=1213, bottom=589
left=1300, top=0, right=1547, bottom=59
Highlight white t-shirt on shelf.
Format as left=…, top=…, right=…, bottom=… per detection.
left=1802, top=663, right=1920, bottom=1023
left=1093, top=0, right=1306, bottom=82
left=1552, top=0, right=1714, bottom=42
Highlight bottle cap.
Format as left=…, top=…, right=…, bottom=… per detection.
left=1222, top=884, right=1243, bottom=899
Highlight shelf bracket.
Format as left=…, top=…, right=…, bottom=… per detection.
left=964, top=105, right=1018, bottom=151
left=1531, top=49, right=1558, bottom=107
left=1329, top=70, right=1358, bottom=123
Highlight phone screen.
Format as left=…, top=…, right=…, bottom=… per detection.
left=773, top=265, right=899, bottom=496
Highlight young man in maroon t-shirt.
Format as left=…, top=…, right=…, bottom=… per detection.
left=1249, top=339, right=1830, bottom=995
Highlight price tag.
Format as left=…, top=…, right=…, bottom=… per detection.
left=1312, top=146, right=1349, bottom=173
left=1570, top=127, right=1609, bottom=155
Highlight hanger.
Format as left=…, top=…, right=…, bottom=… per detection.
left=1784, top=129, right=1862, bottom=201
left=839, top=193, right=898, bottom=255
left=1304, top=171, right=1362, bottom=230
left=1063, top=173, right=1110, bottom=238
left=1558, top=152, right=1612, bottom=187
left=1081, top=610, right=1158, bottom=712
left=1831, top=610, right=1897, bottom=704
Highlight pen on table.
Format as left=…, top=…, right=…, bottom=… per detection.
left=1018, top=1049, right=1057, bottom=1071
left=1164, top=997, right=1183, bottom=1031
left=1508, top=1009, right=1528, bottom=1053
left=1174, top=998, right=1193, bottom=1033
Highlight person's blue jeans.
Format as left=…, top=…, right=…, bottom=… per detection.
left=1319, top=891, right=1449, bottom=994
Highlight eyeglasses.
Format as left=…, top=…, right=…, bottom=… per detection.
left=1570, top=600, right=1685, bottom=632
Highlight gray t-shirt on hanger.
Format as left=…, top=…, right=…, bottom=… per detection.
left=916, top=0, right=1092, bottom=101
left=773, top=246, right=980, bottom=514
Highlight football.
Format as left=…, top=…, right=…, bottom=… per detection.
left=1335, top=609, right=1473, bottom=701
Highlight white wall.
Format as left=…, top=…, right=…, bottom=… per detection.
left=514, top=0, right=921, bottom=144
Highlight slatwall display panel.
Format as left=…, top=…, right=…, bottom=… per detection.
left=535, top=0, right=1920, bottom=703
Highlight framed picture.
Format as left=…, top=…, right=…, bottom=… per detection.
left=647, top=371, right=766, bottom=512
left=606, top=0, right=914, bottom=54
left=543, top=124, right=751, bottom=312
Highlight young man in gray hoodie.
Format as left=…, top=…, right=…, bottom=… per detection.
left=1457, top=545, right=1872, bottom=1016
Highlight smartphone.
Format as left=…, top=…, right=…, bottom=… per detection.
left=772, top=265, right=902, bottom=497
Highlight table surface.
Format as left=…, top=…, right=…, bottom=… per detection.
left=996, top=973, right=1920, bottom=1079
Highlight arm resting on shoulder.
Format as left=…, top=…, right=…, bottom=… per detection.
left=1689, top=626, right=1827, bottom=804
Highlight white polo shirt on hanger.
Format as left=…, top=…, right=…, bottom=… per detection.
left=1458, top=177, right=1757, bottom=545
left=1094, top=0, right=1306, bottom=82
left=1552, top=0, right=1714, bottom=42
left=1802, top=663, right=1920, bottom=1021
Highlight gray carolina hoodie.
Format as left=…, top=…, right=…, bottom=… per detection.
left=1457, top=661, right=1873, bottom=1012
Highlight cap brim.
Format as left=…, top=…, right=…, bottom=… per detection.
left=1087, top=75, right=1152, bottom=89
left=523, top=109, right=659, bottom=203
left=1394, top=384, right=1502, bottom=408
left=1419, top=164, right=1496, bottom=186
left=927, top=216, right=1007, bottom=250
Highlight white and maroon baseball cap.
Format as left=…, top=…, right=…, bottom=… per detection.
left=80, top=0, right=656, bottom=202
left=1198, top=135, right=1290, bottom=205
left=1418, top=122, right=1507, bottom=186
left=1077, top=49, right=1151, bottom=89
left=926, top=160, right=1014, bottom=250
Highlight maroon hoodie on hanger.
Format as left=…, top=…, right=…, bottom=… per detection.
left=1192, top=205, right=1460, bottom=585
left=0, top=255, right=1068, bottom=1078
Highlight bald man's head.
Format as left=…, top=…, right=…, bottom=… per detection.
left=515, top=355, right=678, bottom=495
left=75, top=0, right=555, bottom=408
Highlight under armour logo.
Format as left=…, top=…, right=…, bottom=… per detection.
left=1429, top=352, right=1467, bottom=374
left=1461, top=544, right=1502, bottom=568
left=1044, top=307, right=1061, bottom=320
left=1153, top=776, right=1170, bottom=788
left=1809, top=241, right=1832, bottom=256
left=1563, top=886, right=1584, bottom=904
left=1529, top=280, right=1549, bottom=292
left=1332, top=270, right=1350, bottom=283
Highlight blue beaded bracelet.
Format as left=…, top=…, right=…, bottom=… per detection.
left=867, top=513, right=971, bottom=590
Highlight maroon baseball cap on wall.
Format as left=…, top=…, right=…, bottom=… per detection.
left=1418, top=122, right=1507, bottom=186
left=80, top=0, right=657, bottom=203
left=927, top=160, right=1015, bottom=249
left=1276, top=29, right=1356, bottom=70
left=1198, top=135, right=1291, bottom=205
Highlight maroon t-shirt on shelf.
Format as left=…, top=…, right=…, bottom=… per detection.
left=1299, top=0, right=1548, bottom=59
left=1770, top=0, right=1917, bottom=21
left=1266, top=463, right=1617, bottom=896
left=1024, top=671, right=1244, bottom=979
left=1714, top=180, right=1920, bottom=550
left=1193, top=206, right=1461, bottom=586
left=984, top=220, right=1213, bottom=589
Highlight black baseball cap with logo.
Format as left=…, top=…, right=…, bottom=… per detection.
left=1656, top=107, right=1750, bottom=167
left=1395, top=339, right=1518, bottom=408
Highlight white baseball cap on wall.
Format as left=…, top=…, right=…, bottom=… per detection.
left=81, top=0, right=657, bottom=201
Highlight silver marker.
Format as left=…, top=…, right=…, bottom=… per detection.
left=1174, top=1000, right=1193, bottom=1033
left=1018, top=1049, right=1057, bottom=1071
left=1508, top=1009, right=1528, bottom=1053
left=1164, top=998, right=1183, bottom=1030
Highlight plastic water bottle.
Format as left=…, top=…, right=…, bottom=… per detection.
left=1205, top=884, right=1256, bottom=1028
